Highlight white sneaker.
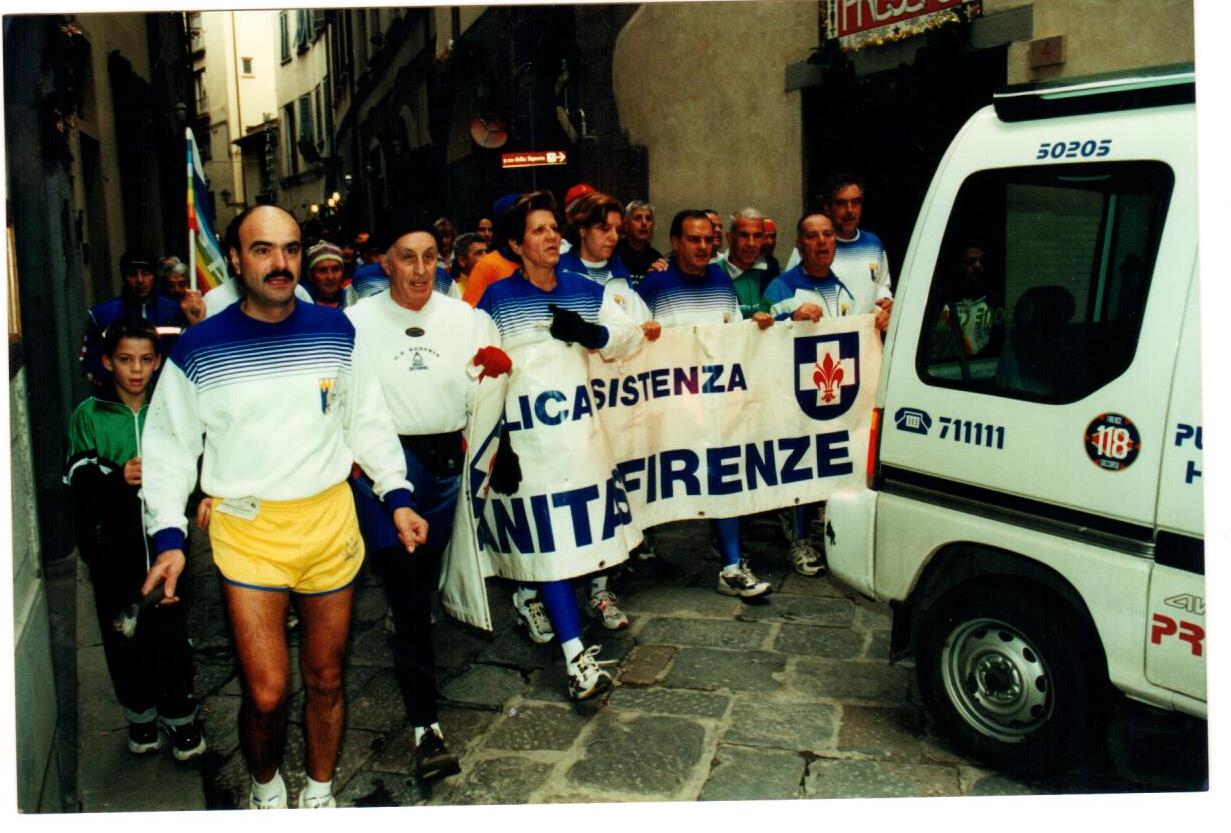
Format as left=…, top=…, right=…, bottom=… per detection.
left=588, top=589, right=629, bottom=630
left=717, top=559, right=772, bottom=598
left=634, top=528, right=658, bottom=561
left=512, top=594, right=555, bottom=644
left=566, top=645, right=613, bottom=701
left=249, top=772, right=288, bottom=810
left=297, top=791, right=336, bottom=809
left=789, top=540, right=825, bottom=577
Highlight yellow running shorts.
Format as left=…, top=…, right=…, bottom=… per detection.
left=209, top=481, right=365, bottom=594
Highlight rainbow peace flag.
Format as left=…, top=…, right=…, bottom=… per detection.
left=186, top=128, right=227, bottom=292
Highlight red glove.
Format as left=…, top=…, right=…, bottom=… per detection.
left=472, top=345, right=513, bottom=379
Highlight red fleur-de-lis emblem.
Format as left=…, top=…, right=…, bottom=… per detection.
left=813, top=353, right=843, bottom=403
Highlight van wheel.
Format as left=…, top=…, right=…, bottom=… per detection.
left=917, top=587, right=1098, bottom=772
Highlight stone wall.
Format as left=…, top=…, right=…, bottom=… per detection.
left=613, top=1, right=818, bottom=252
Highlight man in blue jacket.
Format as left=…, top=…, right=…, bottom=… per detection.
left=80, top=249, right=187, bottom=387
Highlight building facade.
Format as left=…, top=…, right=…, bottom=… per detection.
left=188, top=10, right=277, bottom=231
left=613, top=0, right=1196, bottom=257
left=274, top=8, right=334, bottom=229
left=316, top=2, right=1192, bottom=258
left=4, top=12, right=191, bottom=812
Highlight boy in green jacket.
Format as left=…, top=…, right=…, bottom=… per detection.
left=64, top=316, right=205, bottom=761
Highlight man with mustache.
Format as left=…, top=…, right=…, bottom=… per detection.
left=139, top=204, right=427, bottom=809
left=202, top=224, right=315, bottom=318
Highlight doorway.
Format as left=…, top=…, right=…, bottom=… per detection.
left=802, top=39, right=1007, bottom=287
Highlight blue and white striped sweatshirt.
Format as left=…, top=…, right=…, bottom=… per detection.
left=762, top=266, right=858, bottom=321
left=557, top=249, right=652, bottom=324
left=634, top=261, right=742, bottom=327
left=475, top=268, right=644, bottom=357
left=141, top=300, right=412, bottom=553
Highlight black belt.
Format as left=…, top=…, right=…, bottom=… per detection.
left=399, top=431, right=464, bottom=478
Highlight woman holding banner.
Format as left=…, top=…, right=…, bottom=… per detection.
left=557, top=191, right=663, bottom=630
left=476, top=191, right=645, bottom=701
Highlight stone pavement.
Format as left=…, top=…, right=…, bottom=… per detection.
left=75, top=551, right=206, bottom=811
left=76, top=514, right=1207, bottom=811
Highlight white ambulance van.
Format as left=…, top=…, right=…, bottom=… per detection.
left=823, top=64, right=1203, bottom=770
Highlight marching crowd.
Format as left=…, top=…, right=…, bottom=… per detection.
left=64, top=173, right=895, bottom=809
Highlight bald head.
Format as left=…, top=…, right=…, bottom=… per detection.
left=225, top=205, right=302, bottom=307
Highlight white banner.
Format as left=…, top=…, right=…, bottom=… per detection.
left=440, top=316, right=882, bottom=630
left=595, top=315, right=880, bottom=525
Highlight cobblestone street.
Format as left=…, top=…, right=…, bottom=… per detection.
left=75, top=514, right=1207, bottom=812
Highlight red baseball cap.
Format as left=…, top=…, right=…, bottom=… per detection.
left=564, top=183, right=595, bottom=208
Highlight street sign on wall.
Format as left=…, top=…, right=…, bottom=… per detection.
left=826, top=0, right=982, bottom=51
left=501, top=150, right=568, bottom=169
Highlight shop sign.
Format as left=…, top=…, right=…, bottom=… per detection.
left=501, top=150, right=568, bottom=169
left=826, top=0, right=982, bottom=51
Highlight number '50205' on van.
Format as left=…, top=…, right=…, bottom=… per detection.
left=823, top=64, right=1204, bottom=771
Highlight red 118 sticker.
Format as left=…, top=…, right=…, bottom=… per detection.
left=1085, top=413, right=1141, bottom=471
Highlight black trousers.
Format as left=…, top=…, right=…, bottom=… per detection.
left=357, top=443, right=461, bottom=729
left=89, top=569, right=196, bottom=724
left=371, top=544, right=445, bottom=728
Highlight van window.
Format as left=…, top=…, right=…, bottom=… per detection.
left=916, top=161, right=1174, bottom=403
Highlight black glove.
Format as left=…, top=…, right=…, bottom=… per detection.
left=488, top=424, right=522, bottom=495
left=548, top=303, right=607, bottom=350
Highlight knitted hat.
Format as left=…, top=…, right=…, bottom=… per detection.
left=307, top=241, right=344, bottom=270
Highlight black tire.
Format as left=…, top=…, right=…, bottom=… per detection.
left=917, top=585, right=1102, bottom=773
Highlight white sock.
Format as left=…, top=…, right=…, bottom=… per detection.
left=302, top=775, right=333, bottom=801
left=514, top=586, right=538, bottom=606
left=413, top=722, right=443, bottom=744
left=561, top=637, right=584, bottom=663
left=721, top=561, right=743, bottom=575
left=251, top=770, right=285, bottom=801
left=590, top=575, right=608, bottom=596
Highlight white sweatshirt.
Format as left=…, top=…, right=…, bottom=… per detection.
left=345, top=290, right=500, bottom=435
left=142, top=300, right=412, bottom=553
